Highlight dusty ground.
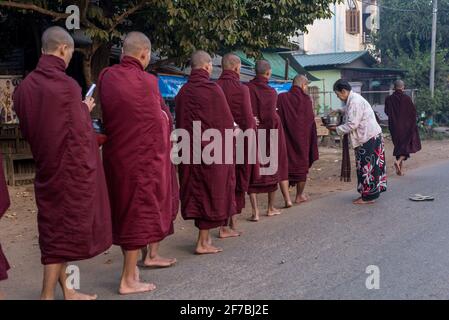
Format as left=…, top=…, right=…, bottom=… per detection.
left=0, top=137, right=448, bottom=297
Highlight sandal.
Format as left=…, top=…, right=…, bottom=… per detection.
left=409, top=194, right=435, bottom=201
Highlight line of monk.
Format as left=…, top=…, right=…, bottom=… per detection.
left=1, top=26, right=322, bottom=299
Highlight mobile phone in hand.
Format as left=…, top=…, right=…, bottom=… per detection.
left=85, top=84, right=96, bottom=99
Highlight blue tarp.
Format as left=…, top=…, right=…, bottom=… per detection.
left=268, top=81, right=292, bottom=94
left=158, top=75, right=188, bottom=99
left=158, top=74, right=292, bottom=99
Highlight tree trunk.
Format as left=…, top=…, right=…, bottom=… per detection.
left=82, top=55, right=93, bottom=87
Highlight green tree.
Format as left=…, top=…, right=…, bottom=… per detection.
left=0, top=0, right=339, bottom=84
left=376, top=0, right=449, bottom=62
left=375, top=0, right=449, bottom=121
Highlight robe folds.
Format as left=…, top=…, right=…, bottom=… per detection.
left=216, top=70, right=258, bottom=213
left=384, top=91, right=422, bottom=158
left=0, top=153, right=10, bottom=280
left=99, top=56, right=177, bottom=250
left=246, top=75, right=288, bottom=194
left=175, top=68, right=236, bottom=230
left=13, top=54, right=112, bottom=265
left=277, top=86, right=319, bottom=184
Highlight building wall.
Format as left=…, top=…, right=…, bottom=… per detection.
left=291, top=0, right=379, bottom=54
left=308, top=69, right=343, bottom=113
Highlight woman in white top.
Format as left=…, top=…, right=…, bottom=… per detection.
left=328, top=80, right=387, bottom=204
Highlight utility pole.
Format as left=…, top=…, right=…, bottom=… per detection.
left=430, top=0, right=438, bottom=98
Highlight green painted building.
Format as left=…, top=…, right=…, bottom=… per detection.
left=292, top=51, right=404, bottom=114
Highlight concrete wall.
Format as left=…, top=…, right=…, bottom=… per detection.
left=291, top=0, right=379, bottom=55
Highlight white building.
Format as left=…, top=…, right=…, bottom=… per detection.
left=291, top=0, right=379, bottom=54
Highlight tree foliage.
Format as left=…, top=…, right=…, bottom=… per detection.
left=0, top=0, right=340, bottom=84
left=375, top=0, right=449, bottom=120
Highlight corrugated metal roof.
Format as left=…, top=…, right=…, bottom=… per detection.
left=234, top=50, right=298, bottom=79
left=234, top=50, right=318, bottom=81
left=293, top=51, right=374, bottom=68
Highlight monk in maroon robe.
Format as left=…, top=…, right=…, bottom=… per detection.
left=0, top=153, right=11, bottom=299
left=99, top=32, right=178, bottom=295
left=385, top=80, right=421, bottom=176
left=216, top=53, right=257, bottom=236
left=246, top=60, right=292, bottom=221
left=13, top=26, right=112, bottom=300
left=175, top=50, right=236, bottom=254
left=278, top=75, right=319, bottom=203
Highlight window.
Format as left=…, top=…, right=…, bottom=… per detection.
left=346, top=0, right=360, bottom=35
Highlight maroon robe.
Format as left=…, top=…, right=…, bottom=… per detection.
left=385, top=90, right=422, bottom=158
left=246, top=75, right=288, bottom=193
left=13, top=55, right=112, bottom=265
left=0, top=153, right=10, bottom=280
left=277, top=86, right=319, bottom=184
left=99, top=56, right=177, bottom=250
left=160, top=97, right=180, bottom=219
left=216, top=70, right=257, bottom=213
left=175, top=69, right=236, bottom=229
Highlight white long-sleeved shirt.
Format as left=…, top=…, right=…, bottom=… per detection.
left=336, top=91, right=382, bottom=148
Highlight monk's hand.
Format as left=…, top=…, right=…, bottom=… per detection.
left=83, top=97, right=96, bottom=113
left=254, top=116, right=260, bottom=127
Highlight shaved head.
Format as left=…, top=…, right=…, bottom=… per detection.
left=255, top=60, right=271, bottom=76
left=123, top=32, right=151, bottom=57
left=191, top=50, right=212, bottom=69
left=41, top=26, right=74, bottom=53
left=293, top=75, right=309, bottom=87
left=222, top=53, right=241, bottom=70
left=394, top=80, right=405, bottom=90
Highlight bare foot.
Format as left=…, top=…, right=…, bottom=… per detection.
left=141, top=255, right=177, bottom=268
left=294, top=194, right=309, bottom=204
left=284, top=201, right=293, bottom=208
left=119, top=279, right=156, bottom=295
left=64, top=289, right=98, bottom=300
left=248, top=208, right=260, bottom=222
left=195, top=243, right=223, bottom=255
left=219, top=227, right=241, bottom=239
left=247, top=215, right=259, bottom=222
left=230, top=227, right=243, bottom=234
left=267, top=207, right=282, bottom=216
left=394, top=161, right=402, bottom=176
left=0, top=292, right=5, bottom=300
left=399, top=161, right=405, bottom=175
left=353, top=198, right=375, bottom=205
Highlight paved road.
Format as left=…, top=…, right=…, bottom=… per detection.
left=4, top=160, right=449, bottom=299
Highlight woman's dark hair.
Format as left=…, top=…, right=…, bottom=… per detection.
left=333, top=79, right=352, bottom=92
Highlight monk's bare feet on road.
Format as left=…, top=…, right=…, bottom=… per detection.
left=195, top=243, right=223, bottom=255
left=353, top=198, right=375, bottom=205
left=248, top=208, right=260, bottom=222
left=119, top=279, right=156, bottom=295
left=284, top=201, right=293, bottom=208
left=64, top=289, right=97, bottom=300
left=394, top=161, right=403, bottom=176
left=295, top=194, right=309, bottom=204
left=267, top=207, right=282, bottom=216
left=219, top=227, right=241, bottom=239
left=142, top=255, right=177, bottom=268
left=248, top=215, right=259, bottom=222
